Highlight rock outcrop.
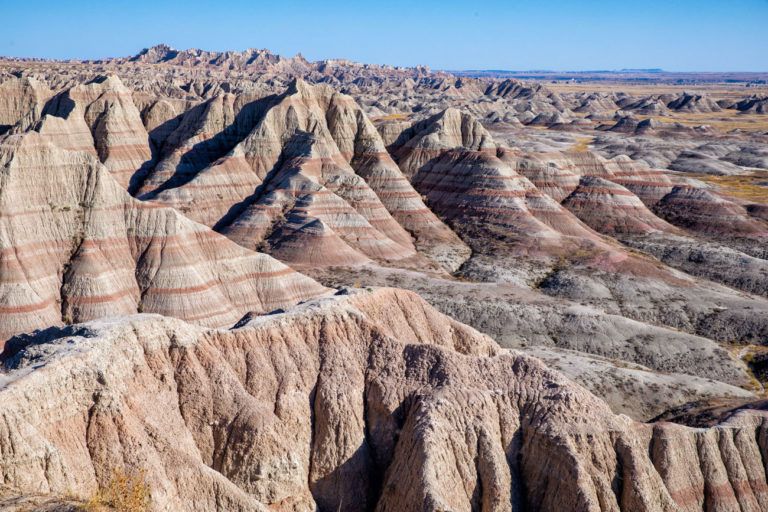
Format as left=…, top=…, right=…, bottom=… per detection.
left=145, top=80, right=470, bottom=271
left=2, top=288, right=768, bottom=511
left=733, top=96, right=768, bottom=114
left=0, top=132, right=326, bottom=345
left=667, top=92, right=723, bottom=113
left=34, top=75, right=152, bottom=188
left=562, top=176, right=679, bottom=235
left=392, top=107, right=496, bottom=177
left=655, top=185, right=768, bottom=237
left=0, top=76, right=51, bottom=134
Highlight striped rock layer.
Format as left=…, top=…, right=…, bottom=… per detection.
left=562, top=176, right=680, bottom=235
left=33, top=75, right=152, bottom=189
left=2, top=288, right=768, bottom=511
left=392, top=107, right=496, bottom=178
left=0, top=132, right=326, bottom=345
left=391, top=110, right=616, bottom=259
left=148, top=80, right=469, bottom=270
left=134, top=92, right=250, bottom=196
left=656, top=185, right=768, bottom=237
left=411, top=148, right=612, bottom=257
left=499, top=146, right=768, bottom=241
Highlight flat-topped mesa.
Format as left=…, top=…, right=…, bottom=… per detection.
left=31, top=75, right=152, bottom=189
left=390, top=107, right=497, bottom=177
left=562, top=176, right=681, bottom=235
left=0, top=132, right=327, bottom=346
left=146, top=79, right=468, bottom=270
left=2, top=287, right=768, bottom=511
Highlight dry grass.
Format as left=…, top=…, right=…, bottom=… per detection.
left=635, top=110, right=768, bottom=133
left=549, top=82, right=768, bottom=98
left=728, top=344, right=768, bottom=394
left=372, top=113, right=409, bottom=122
left=692, top=172, right=768, bottom=203
left=80, top=469, right=150, bottom=512
left=569, top=136, right=593, bottom=152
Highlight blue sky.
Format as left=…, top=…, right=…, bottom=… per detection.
left=1, top=0, right=766, bottom=71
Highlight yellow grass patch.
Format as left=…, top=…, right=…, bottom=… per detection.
left=693, top=172, right=768, bottom=203
left=728, top=344, right=768, bottom=393
left=372, top=113, right=409, bottom=122
left=81, top=469, right=150, bottom=512
left=636, top=110, right=768, bottom=133
left=569, top=136, right=594, bottom=152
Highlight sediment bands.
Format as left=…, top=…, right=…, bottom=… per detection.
left=2, top=288, right=768, bottom=511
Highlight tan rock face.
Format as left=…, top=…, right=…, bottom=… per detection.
left=135, top=92, right=241, bottom=197
left=656, top=185, right=768, bottom=237
left=3, top=52, right=768, bottom=512
left=0, top=76, right=51, bottom=133
left=2, top=288, right=768, bottom=512
left=393, top=107, right=496, bottom=178
left=35, top=75, right=152, bottom=188
left=0, top=132, right=327, bottom=346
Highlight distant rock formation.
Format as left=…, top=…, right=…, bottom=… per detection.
left=562, top=175, right=679, bottom=235
left=734, top=96, right=768, bottom=114
left=667, top=92, right=723, bottom=113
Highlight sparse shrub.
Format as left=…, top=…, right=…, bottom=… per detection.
left=81, top=468, right=150, bottom=512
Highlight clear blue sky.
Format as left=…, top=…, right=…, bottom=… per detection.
left=2, top=0, right=766, bottom=71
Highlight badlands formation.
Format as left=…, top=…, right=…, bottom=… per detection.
left=0, top=46, right=767, bottom=510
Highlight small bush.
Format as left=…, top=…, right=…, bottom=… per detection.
left=81, top=469, right=150, bottom=512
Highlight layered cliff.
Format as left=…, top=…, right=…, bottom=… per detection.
left=0, top=132, right=326, bottom=345
left=1, top=288, right=767, bottom=511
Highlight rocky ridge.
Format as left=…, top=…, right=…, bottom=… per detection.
left=0, top=131, right=326, bottom=345
left=2, top=288, right=768, bottom=511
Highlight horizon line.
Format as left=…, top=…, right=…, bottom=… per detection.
left=1, top=45, right=767, bottom=75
